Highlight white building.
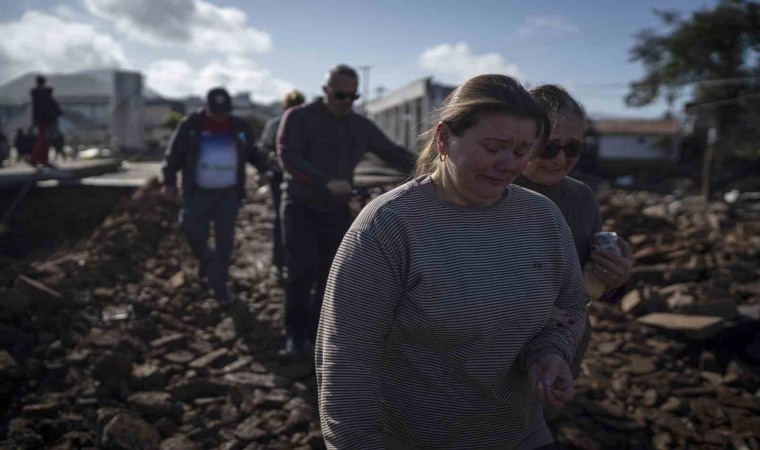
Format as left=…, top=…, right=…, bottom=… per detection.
left=591, top=119, right=680, bottom=161
left=0, top=69, right=144, bottom=151
left=365, top=77, right=455, bottom=151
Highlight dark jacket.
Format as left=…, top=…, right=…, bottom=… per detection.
left=31, top=87, right=62, bottom=124
left=258, top=115, right=282, bottom=173
left=278, top=98, right=414, bottom=209
left=162, top=110, right=267, bottom=199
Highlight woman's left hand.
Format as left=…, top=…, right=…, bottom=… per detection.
left=528, top=354, right=574, bottom=410
left=590, top=237, right=633, bottom=289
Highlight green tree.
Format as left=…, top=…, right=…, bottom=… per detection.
left=627, top=0, right=760, bottom=160
left=160, top=110, right=185, bottom=130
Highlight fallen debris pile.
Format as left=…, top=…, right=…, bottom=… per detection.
left=549, top=189, right=760, bottom=449
left=1, top=179, right=321, bottom=450
left=0, top=180, right=758, bottom=450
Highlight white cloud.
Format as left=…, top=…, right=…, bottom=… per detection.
left=146, top=56, right=293, bottom=103
left=52, top=4, right=86, bottom=20
left=418, top=42, right=523, bottom=84
left=0, top=11, right=128, bottom=81
left=84, top=0, right=271, bottom=55
left=516, top=16, right=581, bottom=39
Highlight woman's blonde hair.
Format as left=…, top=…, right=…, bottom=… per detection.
left=415, top=74, right=551, bottom=178
left=283, top=90, right=306, bottom=109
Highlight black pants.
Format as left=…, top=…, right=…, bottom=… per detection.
left=270, top=171, right=284, bottom=271
left=282, top=200, right=351, bottom=344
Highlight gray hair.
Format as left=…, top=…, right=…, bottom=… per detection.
left=325, top=64, right=358, bottom=87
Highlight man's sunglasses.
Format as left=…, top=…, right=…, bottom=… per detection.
left=333, top=91, right=360, bottom=101
left=539, top=140, right=586, bottom=159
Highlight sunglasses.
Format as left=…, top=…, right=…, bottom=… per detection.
left=539, top=140, right=586, bottom=159
left=333, top=91, right=360, bottom=101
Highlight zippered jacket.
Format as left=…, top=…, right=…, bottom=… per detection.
left=162, top=110, right=267, bottom=198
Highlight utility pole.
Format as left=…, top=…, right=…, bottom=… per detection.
left=356, top=65, right=371, bottom=115
left=701, top=126, right=717, bottom=200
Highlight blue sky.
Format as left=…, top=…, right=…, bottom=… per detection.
left=0, top=0, right=716, bottom=118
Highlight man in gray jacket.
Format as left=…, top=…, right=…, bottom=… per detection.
left=278, top=64, right=414, bottom=355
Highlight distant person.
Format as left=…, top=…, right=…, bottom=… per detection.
left=0, top=129, right=9, bottom=167
left=515, top=84, right=633, bottom=378
left=14, top=128, right=35, bottom=164
left=316, top=74, right=587, bottom=449
left=162, top=87, right=269, bottom=306
left=30, top=75, right=62, bottom=166
left=277, top=64, right=414, bottom=355
left=258, top=89, right=306, bottom=281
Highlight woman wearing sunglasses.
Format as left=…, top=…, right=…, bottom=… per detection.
left=515, top=84, right=633, bottom=378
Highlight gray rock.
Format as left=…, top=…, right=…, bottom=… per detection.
left=131, top=362, right=167, bottom=390
left=171, top=378, right=229, bottom=402
left=92, top=351, right=134, bottom=384
left=127, top=391, right=181, bottom=418
left=0, top=349, right=19, bottom=377
left=189, top=348, right=229, bottom=369
left=160, top=435, right=200, bottom=450
left=223, top=372, right=276, bottom=389
left=234, top=415, right=267, bottom=441
left=101, top=412, right=161, bottom=450
left=0, top=288, right=29, bottom=320
left=149, top=333, right=187, bottom=350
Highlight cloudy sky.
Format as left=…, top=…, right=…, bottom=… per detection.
left=0, top=0, right=714, bottom=116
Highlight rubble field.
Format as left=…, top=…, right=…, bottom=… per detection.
left=0, top=178, right=758, bottom=450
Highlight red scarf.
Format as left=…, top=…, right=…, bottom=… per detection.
left=202, top=111, right=231, bottom=134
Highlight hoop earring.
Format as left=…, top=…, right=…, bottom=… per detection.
left=439, top=153, right=447, bottom=162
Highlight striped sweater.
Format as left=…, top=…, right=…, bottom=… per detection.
left=316, top=176, right=588, bottom=450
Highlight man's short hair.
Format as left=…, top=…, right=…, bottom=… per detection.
left=325, top=65, right=358, bottom=87
left=35, top=75, right=46, bottom=86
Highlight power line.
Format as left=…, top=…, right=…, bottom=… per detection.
left=568, top=76, right=760, bottom=90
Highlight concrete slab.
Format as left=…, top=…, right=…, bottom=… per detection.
left=0, top=159, right=124, bottom=189
left=637, top=312, right=725, bottom=340
left=70, top=161, right=161, bottom=188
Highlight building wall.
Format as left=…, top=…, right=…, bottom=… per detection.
left=110, top=71, right=144, bottom=151
left=65, top=102, right=110, bottom=127
left=598, top=134, right=678, bottom=160
left=366, top=78, right=454, bottom=151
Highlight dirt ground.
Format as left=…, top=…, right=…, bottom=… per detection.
left=0, top=177, right=758, bottom=449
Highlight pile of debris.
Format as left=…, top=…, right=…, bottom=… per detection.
left=549, top=189, right=760, bottom=449
left=0, top=179, right=758, bottom=449
left=1, top=179, right=322, bottom=450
